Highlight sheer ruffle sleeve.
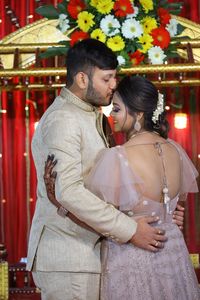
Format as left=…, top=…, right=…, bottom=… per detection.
left=85, top=146, right=144, bottom=211
left=168, top=139, right=199, bottom=196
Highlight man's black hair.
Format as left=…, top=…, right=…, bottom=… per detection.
left=66, top=38, right=118, bottom=87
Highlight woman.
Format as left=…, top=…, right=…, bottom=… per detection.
left=44, top=76, right=199, bottom=299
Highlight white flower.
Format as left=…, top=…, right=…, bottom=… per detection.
left=166, top=18, right=178, bottom=37
left=100, top=15, right=120, bottom=37
left=117, top=55, right=126, bottom=66
left=121, top=18, right=143, bottom=39
left=127, top=5, right=139, bottom=18
left=148, top=46, right=166, bottom=64
left=58, top=14, right=70, bottom=33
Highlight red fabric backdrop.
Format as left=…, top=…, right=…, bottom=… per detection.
left=0, top=0, right=199, bottom=263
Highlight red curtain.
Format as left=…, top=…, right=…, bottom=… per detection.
left=0, top=0, right=200, bottom=263
left=167, top=86, right=200, bottom=253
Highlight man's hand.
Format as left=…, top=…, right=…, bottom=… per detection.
left=172, top=204, right=185, bottom=230
left=130, top=216, right=167, bottom=252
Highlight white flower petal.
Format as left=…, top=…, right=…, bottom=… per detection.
left=117, top=55, right=126, bottom=66
left=100, top=15, right=120, bottom=37
left=122, top=18, right=143, bottom=39
left=148, top=46, right=166, bottom=64
left=59, top=14, right=67, bottom=20
left=59, top=16, right=70, bottom=33
left=166, top=18, right=178, bottom=37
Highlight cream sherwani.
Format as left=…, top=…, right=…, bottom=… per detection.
left=27, top=88, right=137, bottom=299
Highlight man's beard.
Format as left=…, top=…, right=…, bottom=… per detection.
left=86, top=79, right=113, bottom=107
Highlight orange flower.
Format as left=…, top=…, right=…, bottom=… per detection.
left=129, top=50, right=145, bottom=65
left=69, top=31, right=89, bottom=47
left=67, top=0, right=86, bottom=19
left=114, top=0, right=134, bottom=17
left=158, top=8, right=171, bottom=25
left=151, top=26, right=170, bottom=49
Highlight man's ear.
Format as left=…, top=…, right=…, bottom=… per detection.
left=75, top=72, right=89, bottom=90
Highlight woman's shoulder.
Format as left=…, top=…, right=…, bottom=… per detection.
left=94, top=146, right=122, bottom=163
left=167, top=138, right=188, bottom=157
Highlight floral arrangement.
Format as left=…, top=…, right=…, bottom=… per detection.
left=36, top=0, right=185, bottom=66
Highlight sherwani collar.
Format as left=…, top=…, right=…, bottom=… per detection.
left=60, top=87, right=101, bottom=113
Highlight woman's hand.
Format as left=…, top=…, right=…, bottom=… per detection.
left=43, top=154, right=97, bottom=233
left=43, top=154, right=60, bottom=208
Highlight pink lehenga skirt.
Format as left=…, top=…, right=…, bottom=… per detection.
left=100, top=223, right=200, bottom=300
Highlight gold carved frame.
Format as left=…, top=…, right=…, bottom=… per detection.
left=0, top=16, right=200, bottom=89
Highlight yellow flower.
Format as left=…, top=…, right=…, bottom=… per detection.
left=96, top=0, right=114, bottom=14
left=91, top=29, right=106, bottom=43
left=90, top=0, right=99, bottom=7
left=77, top=11, right=95, bottom=32
left=139, top=0, right=153, bottom=13
left=107, top=35, right=125, bottom=52
left=138, top=34, right=153, bottom=53
left=142, top=16, right=157, bottom=34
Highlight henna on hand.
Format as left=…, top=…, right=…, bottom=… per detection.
left=43, top=154, right=97, bottom=234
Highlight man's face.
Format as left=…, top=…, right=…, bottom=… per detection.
left=85, top=67, right=117, bottom=107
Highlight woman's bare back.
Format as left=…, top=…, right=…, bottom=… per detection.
left=124, top=132, right=181, bottom=202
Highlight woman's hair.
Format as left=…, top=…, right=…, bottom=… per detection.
left=116, top=75, right=169, bottom=139
left=66, top=38, right=118, bottom=87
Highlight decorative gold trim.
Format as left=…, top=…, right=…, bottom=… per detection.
left=0, top=262, right=8, bottom=300
left=173, top=15, right=200, bottom=62
left=0, top=18, right=69, bottom=69
left=0, top=43, right=65, bottom=53
left=0, top=39, right=200, bottom=53
left=119, top=63, right=200, bottom=74
left=1, top=79, right=200, bottom=91
left=0, top=63, right=199, bottom=77
left=1, top=64, right=200, bottom=89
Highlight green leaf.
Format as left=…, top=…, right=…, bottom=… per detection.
left=35, top=5, right=59, bottom=19
left=58, top=40, right=70, bottom=46
left=60, top=0, right=68, bottom=5
left=168, top=3, right=183, bottom=8
left=166, top=52, right=179, bottom=58
left=159, top=0, right=169, bottom=9
left=159, top=0, right=168, bottom=5
left=177, top=23, right=186, bottom=35
left=57, top=3, right=67, bottom=14
left=170, top=9, right=182, bottom=15
left=39, top=46, right=69, bottom=58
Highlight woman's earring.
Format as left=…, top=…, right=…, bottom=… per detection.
left=134, top=120, right=141, bottom=132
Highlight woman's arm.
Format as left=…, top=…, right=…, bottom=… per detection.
left=44, top=155, right=97, bottom=233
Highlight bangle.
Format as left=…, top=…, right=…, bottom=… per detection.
left=57, top=206, right=68, bottom=218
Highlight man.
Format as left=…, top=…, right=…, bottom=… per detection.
left=27, top=39, right=183, bottom=300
